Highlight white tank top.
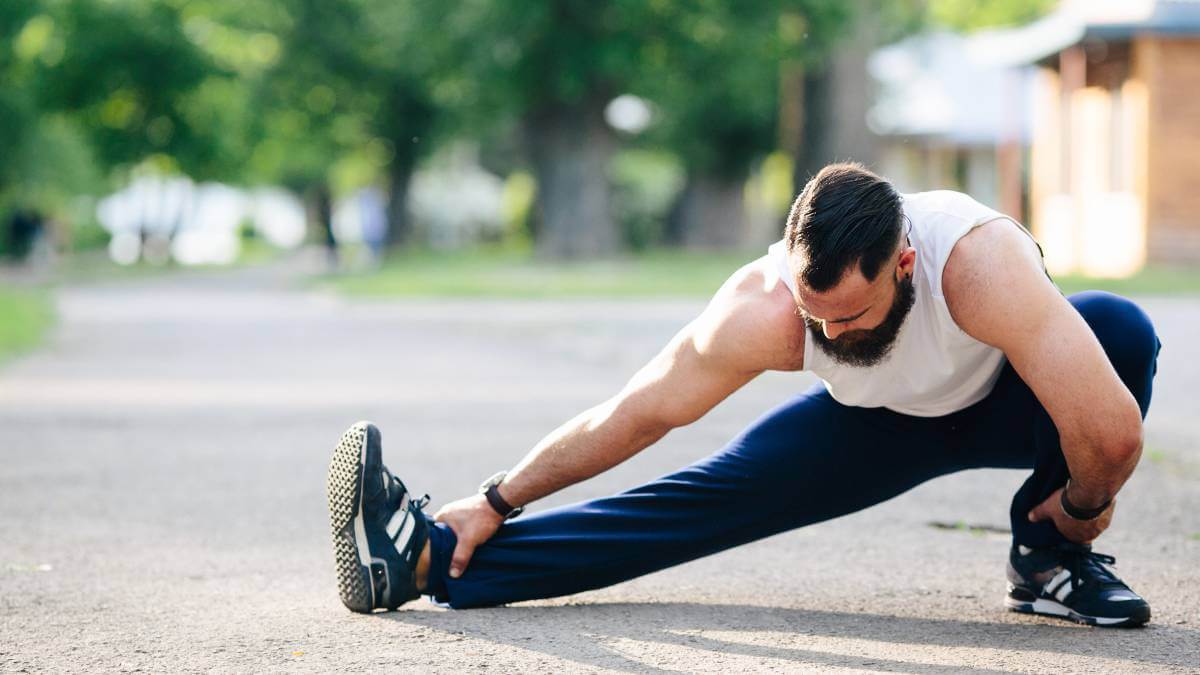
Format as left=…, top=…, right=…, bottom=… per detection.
left=769, top=190, right=1036, bottom=417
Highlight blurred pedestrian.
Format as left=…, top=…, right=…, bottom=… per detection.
left=4, top=209, right=44, bottom=263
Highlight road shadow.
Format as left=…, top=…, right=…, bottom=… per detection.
left=379, top=602, right=1197, bottom=673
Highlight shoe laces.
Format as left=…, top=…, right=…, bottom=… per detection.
left=379, top=468, right=430, bottom=511
left=1055, top=542, right=1121, bottom=589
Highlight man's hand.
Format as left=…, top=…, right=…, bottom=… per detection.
left=433, top=494, right=505, bottom=579
left=1027, top=487, right=1115, bottom=544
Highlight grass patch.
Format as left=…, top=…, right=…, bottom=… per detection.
left=1145, top=447, right=1168, bottom=464
left=1053, top=266, right=1200, bottom=296
left=331, top=247, right=1200, bottom=299
left=0, top=288, right=54, bottom=361
left=331, top=247, right=753, bottom=298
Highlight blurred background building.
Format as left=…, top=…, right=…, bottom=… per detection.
left=870, top=0, right=1200, bottom=278
left=868, top=30, right=1035, bottom=221
left=1021, top=0, right=1200, bottom=277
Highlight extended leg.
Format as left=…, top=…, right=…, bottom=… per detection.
left=424, top=386, right=968, bottom=608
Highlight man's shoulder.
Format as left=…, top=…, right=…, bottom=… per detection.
left=697, top=256, right=806, bottom=372
left=944, top=218, right=1041, bottom=289
left=942, top=219, right=1050, bottom=343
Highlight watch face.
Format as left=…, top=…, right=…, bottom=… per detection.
left=480, top=471, right=506, bottom=493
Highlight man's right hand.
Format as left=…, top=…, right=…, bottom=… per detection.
left=432, top=493, right=506, bottom=579
left=1027, top=487, right=1115, bottom=544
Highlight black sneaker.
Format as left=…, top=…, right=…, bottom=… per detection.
left=1006, top=543, right=1150, bottom=627
left=326, top=421, right=430, bottom=613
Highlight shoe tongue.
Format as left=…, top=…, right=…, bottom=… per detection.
left=1057, top=546, right=1125, bottom=587
left=382, top=472, right=408, bottom=508
left=1079, top=555, right=1120, bottom=584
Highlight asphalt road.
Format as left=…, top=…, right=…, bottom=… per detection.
left=2, top=264, right=1198, bottom=673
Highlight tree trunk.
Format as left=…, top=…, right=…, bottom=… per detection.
left=794, top=0, right=882, bottom=194
left=304, top=181, right=337, bottom=269
left=523, top=98, right=617, bottom=259
left=385, top=154, right=416, bottom=248
left=676, top=172, right=749, bottom=250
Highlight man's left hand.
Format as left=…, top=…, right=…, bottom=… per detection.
left=1027, top=487, right=1114, bottom=544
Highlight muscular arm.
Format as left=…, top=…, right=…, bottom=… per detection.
left=499, top=327, right=752, bottom=506
left=501, top=264, right=804, bottom=506
left=943, top=220, right=1144, bottom=511
left=433, top=260, right=805, bottom=576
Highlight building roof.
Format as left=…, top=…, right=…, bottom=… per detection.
left=868, top=31, right=1035, bottom=144
left=867, top=0, right=1200, bottom=144
left=1006, top=0, right=1200, bottom=65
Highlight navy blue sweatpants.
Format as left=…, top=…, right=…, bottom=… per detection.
left=424, top=291, right=1160, bottom=609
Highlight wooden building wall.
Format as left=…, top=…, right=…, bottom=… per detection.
left=1135, top=36, right=1200, bottom=265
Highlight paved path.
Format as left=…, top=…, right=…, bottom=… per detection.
left=2, top=266, right=1198, bottom=673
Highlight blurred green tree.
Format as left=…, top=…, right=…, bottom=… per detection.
left=243, top=0, right=440, bottom=247
left=638, top=1, right=851, bottom=249
left=6, top=0, right=442, bottom=251
left=420, top=1, right=859, bottom=255
left=1, top=0, right=1059, bottom=260
left=34, top=0, right=230, bottom=179
left=0, top=1, right=42, bottom=201
left=927, top=0, right=1057, bottom=32
left=415, top=0, right=677, bottom=258
left=1, top=0, right=107, bottom=226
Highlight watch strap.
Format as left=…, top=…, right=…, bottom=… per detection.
left=485, top=482, right=520, bottom=519
left=1059, top=480, right=1112, bottom=521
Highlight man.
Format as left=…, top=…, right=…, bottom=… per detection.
left=327, top=163, right=1160, bottom=627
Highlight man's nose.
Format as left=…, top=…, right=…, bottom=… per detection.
left=823, top=321, right=847, bottom=340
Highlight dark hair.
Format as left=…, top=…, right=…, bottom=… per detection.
left=783, top=162, right=904, bottom=292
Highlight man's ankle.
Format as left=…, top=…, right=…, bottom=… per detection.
left=415, top=540, right=431, bottom=592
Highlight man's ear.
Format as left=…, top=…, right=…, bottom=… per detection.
left=897, top=245, right=916, bottom=279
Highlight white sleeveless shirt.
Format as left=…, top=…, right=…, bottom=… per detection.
left=769, top=190, right=1034, bottom=417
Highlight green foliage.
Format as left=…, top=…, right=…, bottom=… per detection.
left=4, top=117, right=105, bottom=213
left=638, top=1, right=850, bottom=179
left=0, top=289, right=54, bottom=362
left=416, top=1, right=656, bottom=117
left=610, top=150, right=685, bottom=251
left=1, top=1, right=51, bottom=195
left=1, top=0, right=241, bottom=222
left=413, top=0, right=858, bottom=254
left=35, top=0, right=226, bottom=177
left=1054, top=267, right=1200, bottom=297
left=71, top=218, right=111, bottom=253
left=243, top=0, right=440, bottom=191
left=421, top=1, right=852, bottom=181
left=927, top=0, right=1056, bottom=33
left=1, top=2, right=107, bottom=219
left=2, top=0, right=1049, bottom=258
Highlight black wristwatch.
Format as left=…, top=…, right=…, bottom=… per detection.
left=479, top=471, right=524, bottom=520
left=1059, top=479, right=1112, bottom=521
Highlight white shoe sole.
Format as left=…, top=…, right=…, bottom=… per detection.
left=1005, top=595, right=1147, bottom=627
left=327, top=421, right=375, bottom=613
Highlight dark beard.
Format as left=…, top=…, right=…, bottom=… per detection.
left=806, top=274, right=915, bottom=368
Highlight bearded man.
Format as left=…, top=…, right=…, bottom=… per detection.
left=327, top=162, right=1159, bottom=627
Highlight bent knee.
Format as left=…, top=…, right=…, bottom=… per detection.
left=1068, top=291, right=1159, bottom=366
